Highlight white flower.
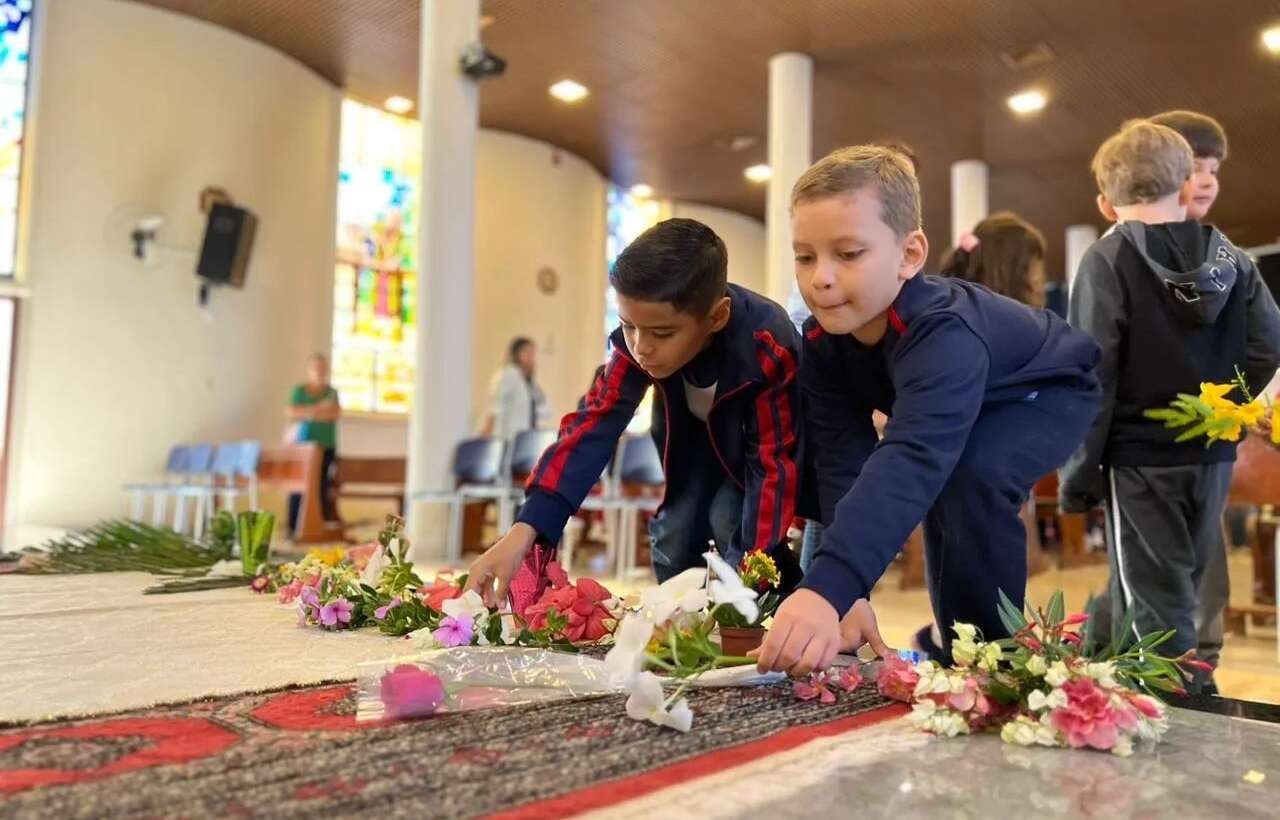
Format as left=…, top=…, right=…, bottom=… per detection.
left=406, top=625, right=440, bottom=651
left=1025, top=654, right=1048, bottom=677
left=640, top=568, right=709, bottom=624
left=625, top=671, right=693, bottom=732
left=1027, top=689, right=1049, bottom=712
left=952, top=639, right=978, bottom=666
left=977, top=642, right=1003, bottom=671
left=704, top=551, right=759, bottom=623
left=1111, top=735, right=1134, bottom=757
left=359, top=548, right=389, bottom=586
left=1034, top=723, right=1060, bottom=747
left=604, top=613, right=655, bottom=685
left=1045, top=661, right=1070, bottom=687
left=1085, top=661, right=1118, bottom=689
left=207, top=559, right=245, bottom=577
left=953, top=622, right=978, bottom=643
left=907, top=698, right=938, bottom=727
left=1002, top=718, right=1038, bottom=746
left=913, top=666, right=952, bottom=699
left=1027, top=687, right=1067, bottom=713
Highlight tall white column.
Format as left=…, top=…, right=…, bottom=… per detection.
left=1064, top=224, right=1100, bottom=295
left=407, top=0, right=480, bottom=558
left=766, top=52, right=813, bottom=312
left=950, top=159, right=989, bottom=247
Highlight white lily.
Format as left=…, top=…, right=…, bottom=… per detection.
left=624, top=671, right=693, bottom=733
left=639, top=568, right=709, bottom=625
left=604, top=613, right=656, bottom=685
left=359, top=547, right=390, bottom=587
left=702, top=551, right=758, bottom=623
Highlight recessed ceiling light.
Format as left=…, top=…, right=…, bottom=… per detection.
left=1263, top=25, right=1280, bottom=54
left=1007, top=89, right=1047, bottom=115
left=744, top=164, right=772, bottom=183
left=384, top=96, right=413, bottom=114
left=549, top=79, right=589, bottom=104
left=479, top=14, right=496, bottom=29
left=629, top=184, right=654, bottom=199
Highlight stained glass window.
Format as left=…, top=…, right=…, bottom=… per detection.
left=0, top=0, right=32, bottom=278
left=331, top=99, right=421, bottom=414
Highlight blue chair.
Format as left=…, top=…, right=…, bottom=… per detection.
left=123, top=445, right=189, bottom=524
left=571, top=435, right=665, bottom=577
left=191, top=441, right=263, bottom=535
left=164, top=444, right=216, bottom=535
left=409, top=437, right=507, bottom=562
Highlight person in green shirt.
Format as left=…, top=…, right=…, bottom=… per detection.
left=285, top=353, right=341, bottom=529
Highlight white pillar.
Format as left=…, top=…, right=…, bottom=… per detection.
left=1064, top=224, right=1100, bottom=295
left=950, top=160, right=989, bottom=247
left=766, top=52, right=813, bottom=312
left=407, top=0, right=480, bottom=558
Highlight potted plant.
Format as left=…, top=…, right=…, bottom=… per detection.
left=713, top=550, right=782, bottom=656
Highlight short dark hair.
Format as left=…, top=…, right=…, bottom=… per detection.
left=610, top=218, right=727, bottom=315
left=508, top=336, right=534, bottom=363
left=1148, top=110, right=1228, bottom=160
left=874, top=139, right=920, bottom=173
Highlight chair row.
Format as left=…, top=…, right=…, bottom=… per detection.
left=122, top=441, right=261, bottom=538
left=408, top=429, right=666, bottom=575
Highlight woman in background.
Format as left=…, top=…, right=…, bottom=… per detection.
left=285, top=353, right=341, bottom=530
left=481, top=337, right=549, bottom=439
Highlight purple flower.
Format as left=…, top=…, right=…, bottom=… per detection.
left=375, top=597, right=403, bottom=621
left=319, top=598, right=354, bottom=629
left=300, top=585, right=320, bottom=608
left=432, top=614, right=474, bottom=647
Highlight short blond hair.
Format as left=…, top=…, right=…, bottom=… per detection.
left=791, top=145, right=921, bottom=238
left=1091, top=120, right=1193, bottom=207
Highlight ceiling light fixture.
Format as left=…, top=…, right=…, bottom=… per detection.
left=1263, top=25, right=1280, bottom=54
left=744, top=164, right=772, bottom=183
left=1007, top=89, right=1047, bottom=115
left=384, top=96, right=413, bottom=114
left=549, top=79, right=589, bottom=104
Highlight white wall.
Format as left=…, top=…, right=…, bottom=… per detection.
left=671, top=202, right=767, bottom=296
left=5, top=0, right=340, bottom=539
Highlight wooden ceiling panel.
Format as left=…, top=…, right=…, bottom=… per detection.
left=128, top=0, right=1280, bottom=275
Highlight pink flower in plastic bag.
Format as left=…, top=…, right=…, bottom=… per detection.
left=433, top=614, right=474, bottom=647
left=524, top=575, right=616, bottom=642
left=876, top=654, right=920, bottom=703
left=380, top=664, right=446, bottom=720
left=1050, top=677, right=1121, bottom=751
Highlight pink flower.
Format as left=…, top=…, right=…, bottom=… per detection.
left=1062, top=632, right=1082, bottom=645
left=1062, top=612, right=1090, bottom=627
left=277, top=579, right=302, bottom=604
left=345, top=542, right=377, bottom=571
left=319, top=598, right=353, bottom=629
left=876, top=655, right=920, bottom=703
left=1183, top=658, right=1214, bottom=673
left=380, top=664, right=446, bottom=720
left=837, top=665, right=863, bottom=692
left=375, top=597, right=402, bottom=621
left=946, top=676, right=992, bottom=716
left=794, top=673, right=836, bottom=704
left=524, top=576, right=616, bottom=642
left=545, top=560, right=570, bottom=589
left=1050, top=677, right=1121, bottom=751
left=433, top=614, right=474, bottom=647
left=1127, top=693, right=1164, bottom=720
left=250, top=575, right=271, bottom=594
left=420, top=576, right=464, bottom=612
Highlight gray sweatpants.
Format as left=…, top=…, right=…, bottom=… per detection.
left=1100, top=462, right=1232, bottom=692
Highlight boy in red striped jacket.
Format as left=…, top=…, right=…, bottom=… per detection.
left=466, top=218, right=804, bottom=610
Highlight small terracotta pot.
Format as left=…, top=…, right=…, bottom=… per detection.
left=719, top=626, right=766, bottom=657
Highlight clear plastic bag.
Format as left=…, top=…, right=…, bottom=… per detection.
left=355, top=647, right=624, bottom=722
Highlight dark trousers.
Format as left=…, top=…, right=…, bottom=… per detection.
left=288, top=446, right=338, bottom=531
left=924, top=384, right=1099, bottom=660
left=647, top=423, right=744, bottom=582
left=1101, top=462, right=1232, bottom=693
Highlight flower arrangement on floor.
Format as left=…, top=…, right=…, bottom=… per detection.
left=270, top=515, right=618, bottom=650
left=873, top=590, right=1210, bottom=756
left=1145, top=372, right=1277, bottom=447
left=604, top=550, right=780, bottom=733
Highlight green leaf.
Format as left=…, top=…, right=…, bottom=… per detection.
left=1045, top=590, right=1065, bottom=628
left=996, top=588, right=1027, bottom=635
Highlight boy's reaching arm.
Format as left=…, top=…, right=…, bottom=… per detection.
left=1241, top=255, right=1280, bottom=395
left=1058, top=250, right=1125, bottom=511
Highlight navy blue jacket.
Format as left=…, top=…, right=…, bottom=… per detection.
left=799, top=274, right=1100, bottom=615
left=518, top=284, right=803, bottom=561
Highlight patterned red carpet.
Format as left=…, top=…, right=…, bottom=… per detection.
left=0, top=676, right=903, bottom=818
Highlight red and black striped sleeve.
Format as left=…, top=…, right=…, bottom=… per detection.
left=516, top=348, right=648, bottom=544
left=734, top=329, right=801, bottom=557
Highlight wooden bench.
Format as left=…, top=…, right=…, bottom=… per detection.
left=258, top=444, right=330, bottom=544
left=334, top=457, right=407, bottom=538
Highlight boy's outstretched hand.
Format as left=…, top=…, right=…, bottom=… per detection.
left=749, top=588, right=841, bottom=677
left=750, top=593, right=892, bottom=677
left=463, top=523, right=537, bottom=608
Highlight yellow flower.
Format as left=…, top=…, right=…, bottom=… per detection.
left=1199, top=382, right=1237, bottom=410
left=1236, top=400, right=1266, bottom=427
left=740, top=551, right=780, bottom=590
left=305, top=546, right=346, bottom=567
left=1271, top=407, right=1280, bottom=446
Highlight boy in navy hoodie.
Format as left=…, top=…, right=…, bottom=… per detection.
left=466, top=218, right=803, bottom=610
left=754, top=146, right=1101, bottom=677
left=1059, top=121, right=1280, bottom=690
